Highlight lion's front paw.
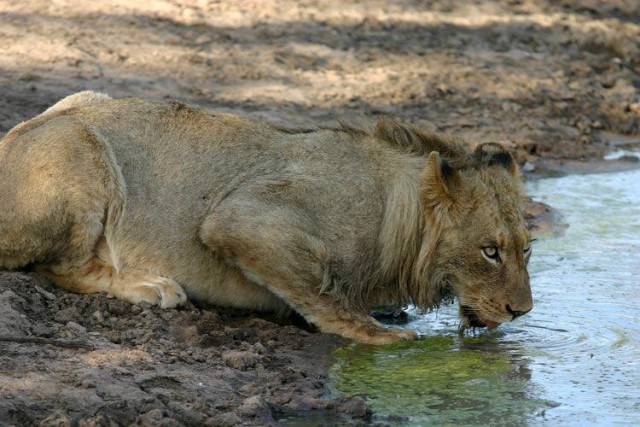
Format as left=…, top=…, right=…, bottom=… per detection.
left=316, top=313, right=419, bottom=344
left=352, top=325, right=418, bottom=345
left=394, top=328, right=419, bottom=341
left=114, top=273, right=187, bottom=308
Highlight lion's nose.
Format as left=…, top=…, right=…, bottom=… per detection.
left=506, top=304, right=531, bottom=319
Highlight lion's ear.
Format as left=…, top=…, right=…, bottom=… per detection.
left=421, top=151, right=460, bottom=207
left=473, top=143, right=518, bottom=176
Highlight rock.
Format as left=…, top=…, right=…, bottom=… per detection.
left=166, top=401, right=205, bottom=426
left=138, top=408, right=164, bottom=425
left=232, top=328, right=257, bottom=342
left=196, top=311, right=222, bottom=334
left=221, top=350, right=261, bottom=370
left=64, top=321, right=87, bottom=335
left=236, top=395, right=273, bottom=421
left=53, top=307, right=78, bottom=324
left=40, top=409, right=72, bottom=427
left=336, top=396, right=371, bottom=419
left=0, top=291, right=30, bottom=336
left=35, top=285, right=56, bottom=301
left=209, top=412, right=242, bottom=427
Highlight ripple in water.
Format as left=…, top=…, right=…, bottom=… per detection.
left=522, top=169, right=640, bottom=424
left=329, top=169, right=640, bottom=426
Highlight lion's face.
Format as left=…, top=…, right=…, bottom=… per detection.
left=419, top=144, right=533, bottom=329
left=443, top=188, right=533, bottom=329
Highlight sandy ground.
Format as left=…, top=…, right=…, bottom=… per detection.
left=0, top=0, right=638, bottom=425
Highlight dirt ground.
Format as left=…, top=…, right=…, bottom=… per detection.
left=0, top=0, right=638, bottom=425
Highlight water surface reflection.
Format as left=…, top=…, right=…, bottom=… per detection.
left=332, top=334, right=553, bottom=425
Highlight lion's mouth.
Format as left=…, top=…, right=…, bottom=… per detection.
left=460, top=305, right=501, bottom=329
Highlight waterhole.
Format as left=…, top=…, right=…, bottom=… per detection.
left=330, top=168, right=640, bottom=425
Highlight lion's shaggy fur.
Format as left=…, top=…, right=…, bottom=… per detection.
left=0, top=92, right=533, bottom=344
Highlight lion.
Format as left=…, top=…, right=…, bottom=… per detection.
left=0, top=91, right=533, bottom=344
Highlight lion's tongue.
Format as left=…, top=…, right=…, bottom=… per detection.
left=484, top=320, right=501, bottom=329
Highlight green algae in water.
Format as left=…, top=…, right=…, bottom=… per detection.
left=330, top=335, right=552, bottom=425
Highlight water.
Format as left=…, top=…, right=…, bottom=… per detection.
left=330, top=169, right=640, bottom=426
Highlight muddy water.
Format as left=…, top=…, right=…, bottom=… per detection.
left=331, top=169, right=640, bottom=425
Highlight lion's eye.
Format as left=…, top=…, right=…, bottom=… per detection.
left=482, top=246, right=500, bottom=261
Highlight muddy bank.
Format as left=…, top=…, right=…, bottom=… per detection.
left=0, top=271, right=371, bottom=426
left=0, top=0, right=638, bottom=425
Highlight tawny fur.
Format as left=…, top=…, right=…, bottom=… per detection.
left=0, top=92, right=533, bottom=344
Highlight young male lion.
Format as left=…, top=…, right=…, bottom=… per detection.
left=0, top=91, right=533, bottom=344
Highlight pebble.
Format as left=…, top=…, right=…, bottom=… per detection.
left=64, top=321, right=87, bottom=335
left=34, top=285, right=56, bottom=301
left=221, top=350, right=261, bottom=370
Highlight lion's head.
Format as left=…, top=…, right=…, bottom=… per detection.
left=413, top=141, right=533, bottom=330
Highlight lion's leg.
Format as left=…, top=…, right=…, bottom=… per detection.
left=200, top=202, right=417, bottom=344
left=0, top=116, right=118, bottom=271
left=36, top=254, right=187, bottom=308
left=1, top=116, right=186, bottom=308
